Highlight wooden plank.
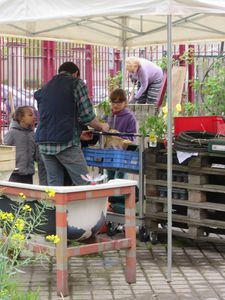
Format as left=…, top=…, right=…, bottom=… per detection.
left=146, top=196, right=225, bottom=212
left=144, top=149, right=225, bottom=241
left=155, top=228, right=225, bottom=243
left=171, top=66, right=187, bottom=110
left=146, top=212, right=225, bottom=229
left=146, top=179, right=225, bottom=193
left=145, top=163, right=225, bottom=176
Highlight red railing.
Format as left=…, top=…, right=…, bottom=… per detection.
left=0, top=36, right=223, bottom=139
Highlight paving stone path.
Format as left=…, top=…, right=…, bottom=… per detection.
left=18, top=236, right=225, bottom=300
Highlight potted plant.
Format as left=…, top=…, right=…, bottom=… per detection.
left=139, top=113, right=167, bottom=148
left=174, top=58, right=225, bottom=136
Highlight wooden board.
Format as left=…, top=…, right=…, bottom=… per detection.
left=172, top=66, right=186, bottom=110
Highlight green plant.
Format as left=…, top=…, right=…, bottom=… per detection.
left=179, top=47, right=195, bottom=65
left=95, top=99, right=111, bottom=118
left=192, top=59, right=225, bottom=115
left=177, top=102, right=199, bottom=117
left=108, top=71, right=122, bottom=93
left=0, top=282, right=40, bottom=300
left=0, top=190, right=59, bottom=299
left=139, top=113, right=167, bottom=141
left=95, top=71, right=123, bottom=118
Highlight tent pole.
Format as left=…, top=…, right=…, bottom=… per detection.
left=167, top=14, right=173, bottom=282
left=121, top=17, right=127, bottom=89
left=122, top=47, right=126, bottom=89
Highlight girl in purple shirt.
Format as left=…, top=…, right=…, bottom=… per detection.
left=106, top=88, right=137, bottom=180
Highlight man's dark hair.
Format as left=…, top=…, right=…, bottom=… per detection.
left=58, top=62, right=80, bottom=76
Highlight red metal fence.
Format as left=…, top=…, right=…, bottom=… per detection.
left=0, top=36, right=224, bottom=139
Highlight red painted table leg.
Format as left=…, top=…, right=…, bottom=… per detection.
left=125, top=186, right=136, bottom=283
left=56, top=203, right=69, bottom=296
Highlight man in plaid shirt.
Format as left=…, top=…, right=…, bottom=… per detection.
left=34, top=62, right=109, bottom=186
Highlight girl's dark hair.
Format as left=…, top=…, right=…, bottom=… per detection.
left=13, top=106, right=32, bottom=123
left=58, top=61, right=80, bottom=77
left=109, top=88, right=127, bottom=103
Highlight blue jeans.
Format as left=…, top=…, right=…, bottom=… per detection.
left=41, top=145, right=88, bottom=186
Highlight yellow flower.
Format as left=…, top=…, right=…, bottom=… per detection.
left=162, top=105, right=168, bottom=115
left=48, top=189, right=56, bottom=198
left=163, top=113, right=168, bottom=120
left=19, top=192, right=26, bottom=200
left=0, top=211, right=14, bottom=222
left=22, top=204, right=32, bottom=212
left=15, top=218, right=25, bottom=232
left=46, top=234, right=60, bottom=244
left=176, top=103, right=182, bottom=113
left=149, top=133, right=157, bottom=142
left=11, top=233, right=25, bottom=241
left=45, top=187, right=56, bottom=198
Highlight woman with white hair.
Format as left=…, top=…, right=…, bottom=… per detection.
left=126, top=57, right=163, bottom=104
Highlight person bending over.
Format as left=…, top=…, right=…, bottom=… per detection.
left=126, top=56, right=163, bottom=104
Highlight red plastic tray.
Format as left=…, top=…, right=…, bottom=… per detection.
left=174, top=116, right=225, bottom=136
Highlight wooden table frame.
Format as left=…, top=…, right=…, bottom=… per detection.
left=0, top=180, right=137, bottom=297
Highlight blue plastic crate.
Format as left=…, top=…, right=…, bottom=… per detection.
left=83, top=148, right=139, bottom=171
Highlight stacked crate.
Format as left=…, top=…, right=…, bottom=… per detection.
left=144, top=147, right=225, bottom=240
left=0, top=145, right=16, bottom=180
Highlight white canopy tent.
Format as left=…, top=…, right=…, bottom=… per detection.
left=0, top=0, right=224, bottom=47
left=0, top=0, right=224, bottom=280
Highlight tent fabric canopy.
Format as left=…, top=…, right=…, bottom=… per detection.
left=0, top=0, right=224, bottom=281
left=0, top=0, right=224, bottom=47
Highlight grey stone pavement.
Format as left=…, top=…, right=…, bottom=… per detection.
left=18, top=234, right=225, bottom=300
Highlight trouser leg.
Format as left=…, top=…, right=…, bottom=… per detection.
left=41, top=154, right=64, bottom=186
left=146, top=78, right=163, bottom=104
left=56, top=145, right=88, bottom=186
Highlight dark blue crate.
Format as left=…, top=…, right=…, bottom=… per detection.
left=83, top=148, right=139, bottom=171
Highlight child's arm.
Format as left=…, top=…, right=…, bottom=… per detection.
left=120, top=116, right=137, bottom=141
left=123, top=118, right=137, bottom=141
left=3, top=131, right=14, bottom=145
left=129, top=82, right=136, bottom=102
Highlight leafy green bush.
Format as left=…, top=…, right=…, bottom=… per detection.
left=192, top=59, right=225, bottom=115
left=0, top=189, right=59, bottom=299
left=139, top=114, right=167, bottom=141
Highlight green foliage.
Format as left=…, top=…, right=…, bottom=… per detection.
left=0, top=283, right=40, bottom=300
left=95, top=71, right=122, bottom=118
left=95, top=99, right=111, bottom=118
left=157, top=47, right=195, bottom=70
left=0, top=192, right=55, bottom=299
left=192, top=59, right=225, bottom=115
left=179, top=47, right=195, bottom=65
left=157, top=56, right=177, bottom=70
left=108, top=71, right=122, bottom=93
left=139, top=114, right=167, bottom=141
left=181, top=102, right=199, bottom=116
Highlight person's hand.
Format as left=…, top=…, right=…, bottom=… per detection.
left=80, top=130, right=93, bottom=141
left=129, top=97, right=136, bottom=104
left=101, top=123, right=109, bottom=132
left=129, top=82, right=135, bottom=101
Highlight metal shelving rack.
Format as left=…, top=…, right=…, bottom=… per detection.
left=83, top=132, right=145, bottom=231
